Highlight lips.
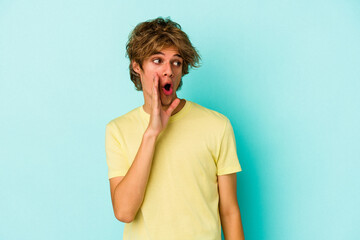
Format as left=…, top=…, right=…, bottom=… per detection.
left=161, top=82, right=173, bottom=96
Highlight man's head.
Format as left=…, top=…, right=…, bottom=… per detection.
left=126, top=17, right=200, bottom=91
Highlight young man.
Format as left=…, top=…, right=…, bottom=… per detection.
left=105, top=17, right=245, bottom=240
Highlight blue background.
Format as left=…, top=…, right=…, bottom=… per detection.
left=0, top=0, right=359, bottom=239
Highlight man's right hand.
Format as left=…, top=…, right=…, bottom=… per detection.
left=146, top=73, right=180, bottom=137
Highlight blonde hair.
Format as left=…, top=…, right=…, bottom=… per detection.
left=126, top=17, right=201, bottom=91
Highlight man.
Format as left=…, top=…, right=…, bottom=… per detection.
left=105, top=17, right=245, bottom=240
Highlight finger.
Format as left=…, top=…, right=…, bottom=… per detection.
left=165, top=98, right=181, bottom=116
left=152, top=74, right=160, bottom=110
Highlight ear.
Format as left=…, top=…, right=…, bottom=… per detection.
left=132, top=60, right=141, bottom=74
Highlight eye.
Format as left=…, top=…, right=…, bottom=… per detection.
left=173, top=60, right=182, bottom=67
left=152, top=58, right=162, bottom=64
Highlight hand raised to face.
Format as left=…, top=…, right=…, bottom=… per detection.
left=146, top=73, right=180, bottom=137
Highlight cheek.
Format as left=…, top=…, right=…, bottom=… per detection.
left=174, top=77, right=182, bottom=89
left=141, top=78, right=152, bottom=92
left=142, top=67, right=157, bottom=81
left=140, top=72, right=155, bottom=93
left=174, top=68, right=183, bottom=78
left=175, top=70, right=182, bottom=80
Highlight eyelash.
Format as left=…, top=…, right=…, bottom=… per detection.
left=152, top=58, right=182, bottom=66
left=153, top=58, right=162, bottom=64
left=173, top=61, right=182, bottom=66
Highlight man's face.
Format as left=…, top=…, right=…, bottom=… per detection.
left=133, top=46, right=183, bottom=109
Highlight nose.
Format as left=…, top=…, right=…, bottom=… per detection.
left=162, top=62, right=174, bottom=78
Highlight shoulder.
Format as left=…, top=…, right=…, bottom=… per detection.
left=189, top=101, right=230, bottom=123
left=188, top=101, right=231, bottom=131
left=106, top=106, right=142, bottom=129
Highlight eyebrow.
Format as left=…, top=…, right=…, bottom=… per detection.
left=153, top=52, right=182, bottom=58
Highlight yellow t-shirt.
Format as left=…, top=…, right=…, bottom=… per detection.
left=105, top=100, right=242, bottom=240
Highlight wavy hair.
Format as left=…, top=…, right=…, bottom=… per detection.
left=126, top=17, right=201, bottom=91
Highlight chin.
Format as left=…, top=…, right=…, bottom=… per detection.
left=160, top=96, right=174, bottom=107
left=161, top=100, right=171, bottom=107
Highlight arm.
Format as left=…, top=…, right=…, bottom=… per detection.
left=218, top=173, right=245, bottom=240
left=109, top=74, right=180, bottom=223
left=109, top=130, right=157, bottom=223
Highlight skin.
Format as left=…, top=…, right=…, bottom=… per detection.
left=109, top=46, right=245, bottom=239
left=132, top=46, right=185, bottom=131
left=108, top=47, right=183, bottom=223
left=218, top=173, right=245, bottom=239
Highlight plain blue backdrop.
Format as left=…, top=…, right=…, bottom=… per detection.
left=0, top=0, right=359, bottom=239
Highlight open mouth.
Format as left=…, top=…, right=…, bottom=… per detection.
left=162, top=83, right=173, bottom=96
left=164, top=83, right=171, bottom=91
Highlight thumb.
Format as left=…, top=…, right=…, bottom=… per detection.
left=166, top=98, right=181, bottom=116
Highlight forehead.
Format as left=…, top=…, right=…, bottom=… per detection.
left=151, top=46, right=182, bottom=57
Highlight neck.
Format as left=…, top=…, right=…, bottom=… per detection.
left=171, top=98, right=186, bottom=115
left=142, top=98, right=186, bottom=116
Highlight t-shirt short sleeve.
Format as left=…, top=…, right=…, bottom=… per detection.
left=105, top=122, right=129, bottom=179
left=216, top=118, right=242, bottom=175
